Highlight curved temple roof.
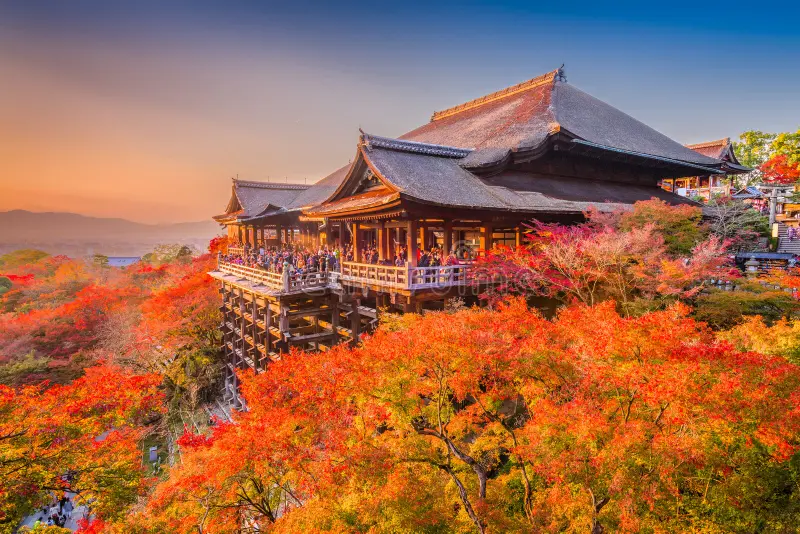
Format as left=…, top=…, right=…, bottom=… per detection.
left=221, top=68, right=747, bottom=222
left=213, top=179, right=309, bottom=223
left=400, top=68, right=725, bottom=171
left=305, top=133, right=698, bottom=218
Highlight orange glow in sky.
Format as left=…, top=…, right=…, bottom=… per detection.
left=2, top=3, right=797, bottom=223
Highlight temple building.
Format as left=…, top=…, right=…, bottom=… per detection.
left=660, top=138, right=749, bottom=201
left=210, top=67, right=747, bottom=406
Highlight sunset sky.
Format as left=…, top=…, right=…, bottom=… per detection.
left=2, top=1, right=799, bottom=224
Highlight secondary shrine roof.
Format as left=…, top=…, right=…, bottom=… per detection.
left=213, top=179, right=309, bottom=223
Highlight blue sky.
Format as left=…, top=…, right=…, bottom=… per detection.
left=1, top=0, right=798, bottom=222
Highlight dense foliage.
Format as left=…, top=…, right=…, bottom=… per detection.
left=121, top=301, right=800, bottom=533
left=0, top=241, right=225, bottom=532
left=733, top=129, right=800, bottom=186
left=1, top=199, right=799, bottom=533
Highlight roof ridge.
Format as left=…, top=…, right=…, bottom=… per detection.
left=361, top=133, right=472, bottom=158
left=233, top=179, right=310, bottom=190
left=430, top=69, right=559, bottom=122
left=685, top=138, right=730, bottom=150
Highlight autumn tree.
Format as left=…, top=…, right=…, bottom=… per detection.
left=733, top=129, right=800, bottom=187
left=0, top=366, right=164, bottom=532
left=761, top=154, right=800, bottom=184
left=475, top=200, right=726, bottom=313
left=128, top=302, right=800, bottom=533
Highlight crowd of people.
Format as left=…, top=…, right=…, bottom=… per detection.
left=30, top=490, right=79, bottom=529
left=222, top=240, right=464, bottom=275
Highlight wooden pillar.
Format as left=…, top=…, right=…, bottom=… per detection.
left=237, top=225, right=243, bottom=244
left=275, top=223, right=282, bottom=245
left=326, top=221, right=334, bottom=247
left=330, top=296, right=339, bottom=346
left=419, top=224, right=428, bottom=251
left=352, top=222, right=361, bottom=262
left=407, top=220, right=418, bottom=266
left=378, top=222, right=387, bottom=261
left=350, top=298, right=361, bottom=347
left=480, top=223, right=493, bottom=253
left=443, top=220, right=452, bottom=256
left=265, top=303, right=273, bottom=354
left=515, top=227, right=523, bottom=248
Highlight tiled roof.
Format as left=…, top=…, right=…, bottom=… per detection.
left=353, top=139, right=698, bottom=214
left=686, top=138, right=730, bottom=158
left=400, top=68, right=722, bottom=170
left=305, top=191, right=400, bottom=217
left=286, top=165, right=351, bottom=211
left=222, top=179, right=309, bottom=220
left=238, top=69, right=737, bottom=221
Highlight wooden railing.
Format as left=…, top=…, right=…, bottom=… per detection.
left=340, top=261, right=473, bottom=290
left=407, top=264, right=473, bottom=289
left=217, top=260, right=328, bottom=292
left=228, top=246, right=245, bottom=256
left=218, top=258, right=474, bottom=292
left=340, top=262, right=409, bottom=289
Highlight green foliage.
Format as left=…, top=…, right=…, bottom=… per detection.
left=0, top=249, right=49, bottom=270
left=733, top=129, right=800, bottom=187
left=692, top=281, right=800, bottom=329
left=733, top=130, right=777, bottom=169
left=93, top=254, right=109, bottom=267
left=619, top=199, right=707, bottom=255
left=772, top=129, right=800, bottom=167
left=141, top=244, right=198, bottom=266
left=0, top=352, right=51, bottom=386
left=0, top=276, right=11, bottom=295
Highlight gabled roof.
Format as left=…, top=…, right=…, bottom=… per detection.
left=686, top=138, right=750, bottom=174
left=400, top=68, right=725, bottom=173
left=687, top=138, right=733, bottom=160
left=213, top=179, right=309, bottom=222
left=731, top=186, right=763, bottom=199
left=305, top=132, right=699, bottom=217
left=286, top=165, right=351, bottom=211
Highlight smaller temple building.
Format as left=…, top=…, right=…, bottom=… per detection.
left=660, top=138, right=749, bottom=201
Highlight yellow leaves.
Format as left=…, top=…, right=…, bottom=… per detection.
left=719, top=315, right=800, bottom=364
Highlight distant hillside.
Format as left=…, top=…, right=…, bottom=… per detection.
left=0, top=210, right=222, bottom=257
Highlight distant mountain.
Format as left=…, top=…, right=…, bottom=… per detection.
left=0, top=210, right=222, bottom=257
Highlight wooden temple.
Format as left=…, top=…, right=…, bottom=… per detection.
left=210, top=67, right=744, bottom=406
left=660, top=138, right=749, bottom=201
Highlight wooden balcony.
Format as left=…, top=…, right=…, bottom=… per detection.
left=339, top=261, right=474, bottom=291
left=217, top=261, right=328, bottom=292
left=216, top=259, right=475, bottom=293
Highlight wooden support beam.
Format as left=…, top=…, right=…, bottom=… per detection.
left=378, top=222, right=387, bottom=261
left=330, top=296, right=339, bottom=346
left=352, top=222, right=361, bottom=262
left=325, top=219, right=334, bottom=247
left=350, top=298, right=361, bottom=346
left=443, top=220, right=452, bottom=256
left=265, top=304, right=273, bottom=354
left=288, top=331, right=336, bottom=344
left=480, top=223, right=493, bottom=253
left=407, top=220, right=418, bottom=266
left=419, top=225, right=429, bottom=251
